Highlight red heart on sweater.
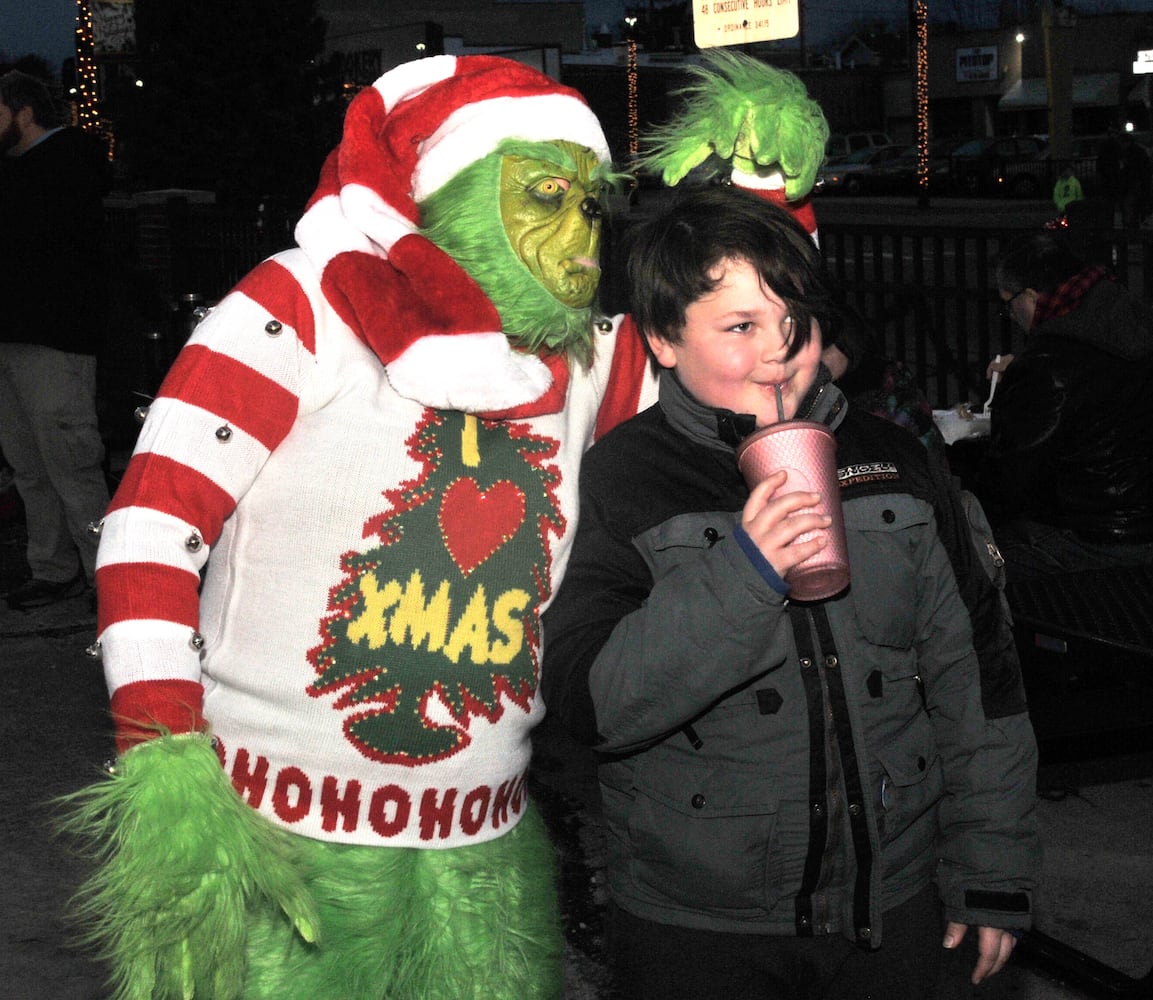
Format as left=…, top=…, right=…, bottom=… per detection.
left=439, top=478, right=526, bottom=576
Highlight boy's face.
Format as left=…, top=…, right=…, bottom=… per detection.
left=646, top=257, right=823, bottom=428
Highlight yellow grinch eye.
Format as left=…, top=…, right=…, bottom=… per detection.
left=533, top=177, right=571, bottom=199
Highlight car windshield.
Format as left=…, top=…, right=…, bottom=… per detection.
left=931, top=139, right=963, bottom=156
left=844, top=147, right=878, bottom=164
left=952, top=139, right=988, bottom=156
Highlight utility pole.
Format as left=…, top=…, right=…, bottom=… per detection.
left=1043, top=0, right=1074, bottom=159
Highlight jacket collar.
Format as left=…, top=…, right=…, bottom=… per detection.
left=658, top=364, right=848, bottom=455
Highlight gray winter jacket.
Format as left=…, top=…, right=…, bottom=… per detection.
left=541, top=371, right=1039, bottom=947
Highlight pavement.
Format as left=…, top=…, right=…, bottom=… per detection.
left=2, top=489, right=1151, bottom=999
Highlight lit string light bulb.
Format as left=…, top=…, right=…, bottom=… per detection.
left=73, top=0, right=103, bottom=135
left=625, top=16, right=639, bottom=170
left=915, top=0, right=929, bottom=197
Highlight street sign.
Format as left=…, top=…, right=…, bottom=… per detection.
left=693, top=0, right=800, bottom=50
left=1134, top=49, right=1153, bottom=75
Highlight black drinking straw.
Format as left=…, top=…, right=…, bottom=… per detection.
left=774, top=383, right=785, bottom=423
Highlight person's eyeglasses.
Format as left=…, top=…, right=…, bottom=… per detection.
left=999, top=289, right=1026, bottom=320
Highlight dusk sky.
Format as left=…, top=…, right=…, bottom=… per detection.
left=4, top=1, right=1153, bottom=74
left=1, top=0, right=77, bottom=69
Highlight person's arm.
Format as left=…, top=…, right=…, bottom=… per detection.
left=96, top=257, right=310, bottom=752
left=542, top=454, right=817, bottom=753
left=978, top=350, right=1064, bottom=524
left=70, top=256, right=321, bottom=997
left=910, top=525, right=1038, bottom=978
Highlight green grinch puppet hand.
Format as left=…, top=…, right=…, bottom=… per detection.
left=643, top=49, right=829, bottom=201
left=62, top=733, right=318, bottom=1000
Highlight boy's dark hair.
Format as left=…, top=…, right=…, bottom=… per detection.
left=0, top=70, right=60, bottom=128
left=994, top=231, right=1084, bottom=297
left=625, top=185, right=837, bottom=361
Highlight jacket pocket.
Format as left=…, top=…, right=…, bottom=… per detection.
left=844, top=495, right=929, bottom=649
left=622, top=754, right=783, bottom=912
left=636, top=511, right=735, bottom=578
left=874, top=729, right=943, bottom=875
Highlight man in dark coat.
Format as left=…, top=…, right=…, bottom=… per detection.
left=0, top=70, right=112, bottom=609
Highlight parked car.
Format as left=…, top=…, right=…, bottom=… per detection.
left=948, top=135, right=1048, bottom=197
left=816, top=144, right=908, bottom=195
left=825, top=131, right=894, bottom=161
left=866, top=138, right=968, bottom=195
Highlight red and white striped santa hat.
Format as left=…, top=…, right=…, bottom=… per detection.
left=294, top=55, right=611, bottom=410
left=298, top=54, right=610, bottom=262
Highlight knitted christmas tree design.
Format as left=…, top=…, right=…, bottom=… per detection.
left=309, top=411, right=563, bottom=765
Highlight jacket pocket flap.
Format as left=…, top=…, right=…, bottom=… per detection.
left=876, top=742, right=939, bottom=786
left=843, top=494, right=928, bottom=533
left=635, top=757, right=779, bottom=818
left=646, top=512, right=733, bottom=552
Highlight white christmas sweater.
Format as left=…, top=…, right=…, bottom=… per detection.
left=95, top=247, right=655, bottom=848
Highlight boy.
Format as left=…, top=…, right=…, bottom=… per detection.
left=541, top=186, right=1039, bottom=999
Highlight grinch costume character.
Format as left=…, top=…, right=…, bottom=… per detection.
left=66, top=52, right=830, bottom=999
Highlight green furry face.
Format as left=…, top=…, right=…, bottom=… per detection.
left=419, top=141, right=616, bottom=365
left=499, top=142, right=604, bottom=309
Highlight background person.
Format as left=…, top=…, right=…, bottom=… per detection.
left=542, top=186, right=1039, bottom=1000
left=980, top=231, right=1153, bottom=581
left=0, top=70, right=111, bottom=610
left=1052, top=164, right=1083, bottom=216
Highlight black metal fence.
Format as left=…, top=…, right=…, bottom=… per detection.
left=819, top=220, right=1152, bottom=409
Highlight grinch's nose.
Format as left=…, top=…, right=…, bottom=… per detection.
left=580, top=196, right=602, bottom=220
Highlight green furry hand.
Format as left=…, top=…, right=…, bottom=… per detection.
left=61, top=734, right=319, bottom=1000
left=642, top=50, right=829, bottom=202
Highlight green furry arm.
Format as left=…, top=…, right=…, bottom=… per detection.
left=642, top=50, right=829, bottom=201
left=60, top=734, right=318, bottom=1000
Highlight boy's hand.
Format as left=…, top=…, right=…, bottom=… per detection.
left=742, top=471, right=830, bottom=580
left=943, top=922, right=1019, bottom=984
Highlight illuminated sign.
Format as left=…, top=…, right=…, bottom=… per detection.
left=956, top=46, right=998, bottom=83
left=693, top=0, right=799, bottom=50
left=1134, top=50, right=1153, bottom=75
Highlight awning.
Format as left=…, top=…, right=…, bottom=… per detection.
left=999, top=72, right=1120, bottom=110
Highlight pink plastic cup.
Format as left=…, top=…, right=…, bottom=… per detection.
left=736, top=421, right=850, bottom=601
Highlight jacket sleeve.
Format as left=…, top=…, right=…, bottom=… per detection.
left=914, top=512, right=1040, bottom=931
left=979, top=350, right=1066, bottom=524
left=925, top=444, right=1027, bottom=719
left=541, top=445, right=793, bottom=754
left=95, top=257, right=313, bottom=752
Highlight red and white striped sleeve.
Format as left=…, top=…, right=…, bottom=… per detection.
left=95, top=256, right=315, bottom=752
